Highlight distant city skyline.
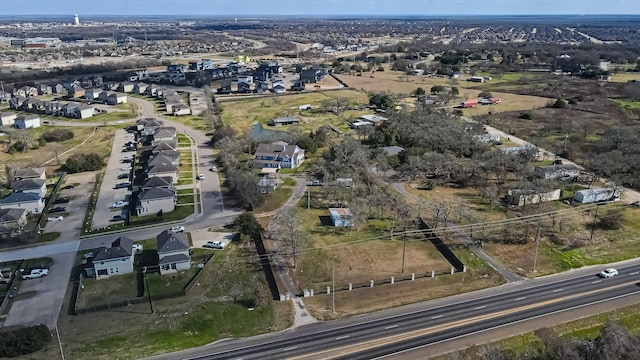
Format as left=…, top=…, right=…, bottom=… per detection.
left=3, top=0, right=640, bottom=16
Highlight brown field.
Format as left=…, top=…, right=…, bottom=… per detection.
left=610, top=72, right=640, bottom=83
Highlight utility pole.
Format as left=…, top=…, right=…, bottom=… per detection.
left=590, top=204, right=601, bottom=242
left=532, top=224, right=541, bottom=272
left=401, top=234, right=407, bottom=273
left=332, top=264, right=336, bottom=313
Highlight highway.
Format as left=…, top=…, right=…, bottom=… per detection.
left=145, top=262, right=640, bottom=360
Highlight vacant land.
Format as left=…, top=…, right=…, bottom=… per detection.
left=219, top=90, right=369, bottom=133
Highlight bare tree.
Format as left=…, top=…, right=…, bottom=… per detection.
left=273, top=208, right=304, bottom=268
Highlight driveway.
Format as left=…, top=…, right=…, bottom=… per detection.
left=3, top=250, right=77, bottom=328
left=189, top=230, right=234, bottom=249
left=92, top=129, right=133, bottom=229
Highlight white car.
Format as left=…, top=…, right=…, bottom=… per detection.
left=120, top=166, right=132, bottom=171
left=132, top=244, right=143, bottom=254
left=170, top=226, right=185, bottom=233
left=599, top=268, right=618, bottom=278
left=197, top=174, right=205, bottom=180
left=210, top=166, right=217, bottom=172
left=83, top=252, right=94, bottom=259
left=47, top=216, right=64, bottom=222
left=204, top=240, right=224, bottom=249
left=111, top=200, right=129, bottom=209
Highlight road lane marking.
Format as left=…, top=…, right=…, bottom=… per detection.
left=592, top=280, right=602, bottom=284
left=553, top=288, right=564, bottom=292
left=283, top=346, right=298, bottom=351
left=474, top=306, right=486, bottom=310
left=336, top=335, right=350, bottom=340
left=430, top=315, right=443, bottom=319
left=288, top=281, right=640, bottom=360
left=385, top=325, right=398, bottom=330
left=514, top=297, right=526, bottom=301
left=630, top=272, right=639, bottom=275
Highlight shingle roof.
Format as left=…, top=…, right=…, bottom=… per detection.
left=147, top=163, right=177, bottom=174
left=12, top=168, right=45, bottom=179
left=156, top=230, right=189, bottom=254
left=152, top=142, right=176, bottom=152
left=0, top=208, right=26, bottom=222
left=158, top=253, right=190, bottom=265
left=11, top=178, right=45, bottom=191
left=0, top=192, right=42, bottom=204
left=254, top=143, right=300, bottom=159
left=93, top=236, right=134, bottom=261
left=142, top=176, right=173, bottom=189
left=139, top=187, right=175, bottom=201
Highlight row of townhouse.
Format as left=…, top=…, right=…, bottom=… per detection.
left=8, top=96, right=95, bottom=120
left=0, top=168, right=48, bottom=238
left=0, top=112, right=41, bottom=128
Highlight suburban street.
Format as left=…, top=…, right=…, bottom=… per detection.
left=145, top=259, right=640, bottom=360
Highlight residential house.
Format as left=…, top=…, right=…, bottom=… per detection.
left=0, top=193, right=45, bottom=214
left=0, top=112, right=17, bottom=126
left=98, top=91, right=114, bottom=103
left=272, top=81, right=286, bottom=94
left=14, top=114, right=41, bottom=129
left=8, top=96, right=27, bottom=110
left=164, top=98, right=183, bottom=113
left=156, top=230, right=191, bottom=275
left=0, top=208, right=27, bottom=239
left=11, top=178, right=46, bottom=198
left=172, top=104, right=191, bottom=116
left=36, top=83, right=52, bottom=95
left=0, top=91, right=9, bottom=103
left=61, top=103, right=79, bottom=118
left=141, top=176, right=174, bottom=191
left=237, top=75, right=254, bottom=84
left=24, top=98, right=45, bottom=113
left=534, top=164, right=582, bottom=180
left=146, top=163, right=178, bottom=183
left=68, top=85, right=85, bottom=98
left=267, top=116, right=300, bottom=126
left=107, top=92, right=127, bottom=105
left=257, top=176, right=279, bottom=194
left=117, top=82, right=135, bottom=93
left=44, top=101, right=62, bottom=115
left=506, top=189, right=562, bottom=206
left=291, top=81, right=306, bottom=91
left=14, top=86, right=37, bottom=98
left=136, top=118, right=163, bottom=134
left=145, top=85, right=160, bottom=97
left=329, top=208, right=353, bottom=227
left=125, top=69, right=148, bottom=82
left=148, top=153, right=179, bottom=168
left=152, top=127, right=177, bottom=144
left=253, top=142, right=305, bottom=169
left=50, top=83, right=64, bottom=94
left=84, top=88, right=101, bottom=102
left=359, top=114, right=387, bottom=126
left=92, top=236, right=135, bottom=279
left=76, top=105, right=95, bottom=119
left=216, top=83, right=232, bottom=94
left=134, top=82, right=148, bottom=95
left=137, top=187, right=176, bottom=215
left=300, top=66, right=328, bottom=84
left=102, top=82, right=119, bottom=91
left=151, top=142, right=176, bottom=154
left=11, top=168, right=46, bottom=182
left=255, top=80, right=270, bottom=94
left=237, top=81, right=252, bottom=93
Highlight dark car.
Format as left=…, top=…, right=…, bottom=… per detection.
left=121, top=158, right=133, bottom=163
left=114, top=182, right=131, bottom=189
left=54, top=197, right=70, bottom=204
left=111, top=214, right=127, bottom=222
left=122, top=148, right=135, bottom=153
left=117, top=174, right=129, bottom=180
left=49, top=206, right=67, bottom=213
left=62, top=185, right=74, bottom=190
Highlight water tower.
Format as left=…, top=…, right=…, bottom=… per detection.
left=73, top=14, right=80, bottom=26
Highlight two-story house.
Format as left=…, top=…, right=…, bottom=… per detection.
left=92, top=236, right=135, bottom=279
left=253, top=142, right=305, bottom=170
left=0, top=208, right=27, bottom=239
left=0, top=193, right=45, bottom=214
left=156, top=230, right=191, bottom=275
left=137, top=187, right=176, bottom=216
left=11, top=167, right=46, bottom=183
left=11, top=178, right=46, bottom=198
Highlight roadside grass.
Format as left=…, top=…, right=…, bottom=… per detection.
left=24, top=257, right=54, bottom=268
left=280, top=177, right=297, bottom=186
left=37, top=232, right=61, bottom=243
left=177, top=133, right=191, bottom=144
left=171, top=115, right=212, bottom=132
left=46, top=242, right=293, bottom=360
left=91, top=111, right=134, bottom=122
left=176, top=177, right=193, bottom=186
left=177, top=194, right=194, bottom=205
left=253, top=187, right=293, bottom=213
left=177, top=189, right=193, bottom=195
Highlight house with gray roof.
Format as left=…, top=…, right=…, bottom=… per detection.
left=137, top=187, right=176, bottom=216
left=11, top=178, right=46, bottom=198
left=152, top=127, right=177, bottom=144
left=0, top=193, right=45, bottom=214
left=11, top=167, right=46, bottom=182
left=15, top=114, right=40, bottom=129
left=146, top=163, right=178, bottom=183
left=151, top=142, right=177, bottom=154
left=156, top=230, right=191, bottom=275
left=534, top=164, right=582, bottom=180
left=141, top=176, right=174, bottom=191
left=0, top=208, right=27, bottom=239
left=92, top=236, right=135, bottom=279
left=254, top=142, right=305, bottom=169
left=148, top=153, right=179, bottom=168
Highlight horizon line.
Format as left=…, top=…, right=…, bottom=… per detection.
left=4, top=13, right=640, bottom=17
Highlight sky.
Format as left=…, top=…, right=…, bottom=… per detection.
left=2, top=0, right=639, bottom=16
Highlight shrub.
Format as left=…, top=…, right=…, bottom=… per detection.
left=42, top=129, right=74, bottom=142
left=0, top=324, right=51, bottom=357
left=518, top=112, right=533, bottom=120
left=551, top=99, right=567, bottom=108
left=62, top=153, right=105, bottom=173
left=568, top=98, right=578, bottom=105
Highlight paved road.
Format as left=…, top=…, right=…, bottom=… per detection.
left=144, top=259, right=640, bottom=360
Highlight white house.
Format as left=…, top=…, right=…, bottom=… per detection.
left=84, top=88, right=101, bottom=101
left=0, top=112, right=17, bottom=126
left=107, top=92, right=127, bottom=105
left=156, top=230, right=191, bottom=275
left=76, top=105, right=95, bottom=119
left=534, top=164, right=581, bottom=180
left=14, top=115, right=40, bottom=129
left=92, top=236, right=135, bottom=279
left=253, top=142, right=305, bottom=169
left=137, top=187, right=176, bottom=215
left=0, top=193, right=45, bottom=214
left=11, top=178, right=46, bottom=198
left=172, top=104, right=191, bottom=116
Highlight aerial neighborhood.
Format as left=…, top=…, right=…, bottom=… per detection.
left=0, top=8, right=639, bottom=360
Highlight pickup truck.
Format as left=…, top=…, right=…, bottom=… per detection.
left=21, top=268, right=49, bottom=280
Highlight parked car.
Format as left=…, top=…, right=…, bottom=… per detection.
left=630, top=201, right=640, bottom=207
left=83, top=252, right=94, bottom=259
left=308, top=180, right=323, bottom=186
left=122, top=148, right=135, bottom=153
left=111, top=214, right=127, bottom=221
left=197, top=174, right=205, bottom=180
left=54, top=197, right=70, bottom=204
left=117, top=174, right=129, bottom=180
left=21, top=268, right=48, bottom=280
left=599, top=268, right=618, bottom=278
left=120, top=166, right=132, bottom=171
left=132, top=244, right=143, bottom=254
left=203, top=240, right=224, bottom=249
left=62, top=185, right=74, bottom=190
left=111, top=201, right=129, bottom=209
left=170, top=225, right=185, bottom=233
left=210, top=166, right=217, bottom=172
left=114, top=182, right=131, bottom=189
left=49, top=206, right=67, bottom=213
left=47, top=216, right=64, bottom=222
left=121, top=158, right=133, bottom=164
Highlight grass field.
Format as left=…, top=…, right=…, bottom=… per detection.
left=219, top=90, right=369, bottom=133
left=610, top=72, right=640, bottom=83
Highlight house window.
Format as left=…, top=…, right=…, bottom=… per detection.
left=121, top=258, right=126, bottom=262
left=109, top=267, right=113, bottom=274
left=115, top=267, right=119, bottom=273
left=100, top=262, right=105, bottom=265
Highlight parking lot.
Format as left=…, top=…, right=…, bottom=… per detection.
left=189, top=230, right=233, bottom=249
left=44, top=172, right=95, bottom=236
left=92, top=129, right=134, bottom=229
